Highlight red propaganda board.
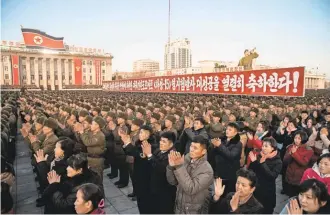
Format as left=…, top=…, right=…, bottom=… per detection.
left=74, top=58, right=82, bottom=85
left=103, top=67, right=305, bottom=97
left=11, top=55, right=20, bottom=85
left=94, top=60, right=101, bottom=85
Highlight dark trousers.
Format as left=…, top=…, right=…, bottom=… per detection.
left=128, top=163, right=135, bottom=194
left=117, top=160, right=129, bottom=185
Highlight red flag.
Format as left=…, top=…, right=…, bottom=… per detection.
left=11, top=55, right=20, bottom=85
left=21, top=28, right=65, bottom=50
left=74, top=58, right=82, bottom=85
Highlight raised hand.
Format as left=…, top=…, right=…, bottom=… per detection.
left=34, top=149, right=49, bottom=163
left=214, top=178, right=226, bottom=201
left=47, top=170, right=61, bottom=184
left=141, top=141, right=152, bottom=156
left=249, top=151, right=257, bottom=163
left=230, top=191, right=240, bottom=212
left=211, top=138, right=221, bottom=147
left=286, top=199, right=303, bottom=215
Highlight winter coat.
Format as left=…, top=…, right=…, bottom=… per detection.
left=210, top=192, right=264, bottom=214
left=301, top=164, right=330, bottom=194
left=280, top=197, right=330, bottom=214
left=148, top=147, right=177, bottom=214
left=249, top=151, right=282, bottom=211
left=274, top=129, right=298, bottom=159
left=214, top=133, right=242, bottom=180
left=166, top=153, right=213, bottom=214
left=43, top=169, right=101, bottom=214
left=307, top=131, right=330, bottom=163
left=178, top=127, right=209, bottom=155
left=283, top=144, right=313, bottom=185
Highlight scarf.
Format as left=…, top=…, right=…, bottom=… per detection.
left=50, top=157, right=63, bottom=171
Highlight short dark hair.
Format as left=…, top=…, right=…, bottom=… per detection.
left=259, top=120, right=269, bottom=131
left=160, top=131, right=176, bottom=144
left=236, top=168, right=257, bottom=188
left=288, top=120, right=298, bottom=129
left=263, top=137, right=277, bottom=150
left=194, top=117, right=206, bottom=126
left=56, top=137, right=74, bottom=159
left=227, top=122, right=240, bottom=132
left=192, top=135, right=209, bottom=148
left=299, top=179, right=328, bottom=205
left=317, top=153, right=330, bottom=166
left=78, top=183, right=103, bottom=210
left=294, top=130, right=308, bottom=144
left=67, top=153, right=88, bottom=172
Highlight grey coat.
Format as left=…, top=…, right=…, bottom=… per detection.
left=166, top=153, right=213, bottom=214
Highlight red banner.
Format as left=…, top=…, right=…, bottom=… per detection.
left=94, top=60, right=101, bottom=85
left=21, top=28, right=65, bottom=50
left=11, top=55, right=20, bottom=85
left=74, top=58, right=82, bottom=85
left=103, top=67, right=305, bottom=97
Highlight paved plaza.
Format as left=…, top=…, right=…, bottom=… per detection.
left=13, top=120, right=289, bottom=214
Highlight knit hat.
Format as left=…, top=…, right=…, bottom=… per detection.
left=93, top=116, right=106, bottom=129
left=44, top=118, right=58, bottom=130
left=132, top=119, right=144, bottom=127
left=151, top=112, right=161, bottom=121
left=165, top=115, right=176, bottom=124
left=79, top=110, right=89, bottom=117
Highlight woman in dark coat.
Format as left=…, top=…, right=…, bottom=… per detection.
left=249, top=137, right=282, bottom=214
left=42, top=153, right=101, bottom=214
left=35, top=137, right=74, bottom=193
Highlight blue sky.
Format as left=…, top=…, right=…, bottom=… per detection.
left=1, top=0, right=330, bottom=77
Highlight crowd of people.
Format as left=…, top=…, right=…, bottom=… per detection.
left=1, top=89, right=330, bottom=214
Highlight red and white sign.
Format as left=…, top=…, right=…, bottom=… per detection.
left=11, top=55, right=20, bottom=85
left=74, top=58, right=82, bottom=85
left=94, top=60, right=101, bottom=85
left=103, top=67, right=305, bottom=97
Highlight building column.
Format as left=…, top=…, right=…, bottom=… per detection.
left=57, top=59, right=63, bottom=90
left=7, top=56, right=13, bottom=85
left=49, top=58, right=55, bottom=90
left=42, top=58, right=47, bottom=89
left=106, top=61, right=112, bottom=82
left=71, top=60, right=75, bottom=84
left=26, top=57, right=31, bottom=85
left=64, top=59, right=69, bottom=85
left=0, top=56, right=4, bottom=85
left=34, top=58, right=39, bottom=87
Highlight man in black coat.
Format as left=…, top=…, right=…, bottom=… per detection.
left=122, top=125, right=156, bottom=214
left=178, top=117, right=209, bottom=155
left=211, top=122, right=242, bottom=195
left=142, top=131, right=177, bottom=214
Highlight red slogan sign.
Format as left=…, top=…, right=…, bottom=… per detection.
left=103, top=67, right=305, bottom=97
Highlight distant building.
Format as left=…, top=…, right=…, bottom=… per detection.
left=133, top=59, right=159, bottom=72
left=164, top=38, right=192, bottom=70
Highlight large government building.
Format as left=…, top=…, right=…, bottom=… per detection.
left=0, top=28, right=113, bottom=90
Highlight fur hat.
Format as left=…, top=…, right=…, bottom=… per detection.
left=44, top=118, right=58, bottom=130
left=79, top=110, right=89, bottom=117
left=35, top=116, right=47, bottom=125
left=93, top=116, right=106, bottom=129
left=165, top=115, right=176, bottom=124
left=151, top=113, right=161, bottom=121
left=132, top=119, right=144, bottom=127
left=85, top=115, right=93, bottom=124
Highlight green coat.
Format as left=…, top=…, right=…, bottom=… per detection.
left=31, top=133, right=58, bottom=158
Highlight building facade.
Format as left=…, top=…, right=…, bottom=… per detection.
left=164, top=38, right=192, bottom=70
left=0, top=40, right=113, bottom=90
left=133, top=59, right=159, bottom=72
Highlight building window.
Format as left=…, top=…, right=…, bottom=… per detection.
left=83, top=76, right=86, bottom=80
left=39, top=75, right=43, bottom=80
left=83, top=61, right=86, bottom=65
left=23, top=76, right=26, bottom=80
left=102, top=69, right=105, bottom=74
left=5, top=74, right=9, bottom=79
left=89, top=61, right=93, bottom=65
left=62, top=75, right=65, bottom=80
left=89, top=68, right=92, bottom=73
left=69, top=76, right=72, bottom=80
left=47, top=75, right=50, bottom=80
left=4, top=66, right=8, bottom=71
left=90, top=76, right=92, bottom=80
left=102, top=76, right=105, bottom=80
left=55, top=75, right=58, bottom=80
left=31, top=75, right=34, bottom=80
left=102, top=61, right=105, bottom=66
left=83, top=68, right=86, bottom=73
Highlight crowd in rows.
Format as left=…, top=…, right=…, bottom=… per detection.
left=1, top=89, right=330, bottom=214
